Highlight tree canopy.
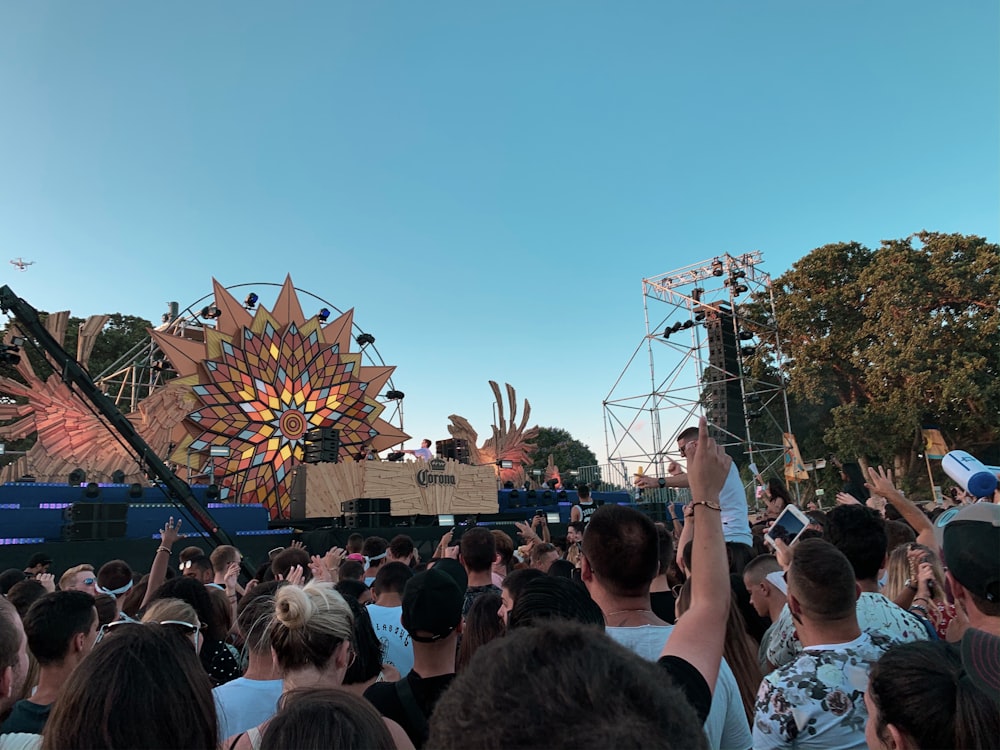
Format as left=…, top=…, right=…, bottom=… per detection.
left=527, top=427, right=599, bottom=487
left=770, top=231, right=999, bottom=486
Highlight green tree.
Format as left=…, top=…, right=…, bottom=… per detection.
left=527, top=427, right=599, bottom=487
left=769, top=232, right=1000, bottom=489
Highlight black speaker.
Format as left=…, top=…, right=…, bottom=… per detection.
left=303, top=427, right=340, bottom=464
left=702, top=306, right=745, bottom=451
left=62, top=503, right=129, bottom=541
left=343, top=513, right=392, bottom=529
left=341, top=498, right=391, bottom=515
left=435, top=438, right=470, bottom=464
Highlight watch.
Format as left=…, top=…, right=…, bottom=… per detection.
left=904, top=578, right=918, bottom=591
left=658, top=477, right=666, bottom=488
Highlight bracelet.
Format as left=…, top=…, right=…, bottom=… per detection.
left=689, top=500, right=722, bottom=512
left=156, top=546, right=171, bottom=555
left=909, top=604, right=928, bottom=615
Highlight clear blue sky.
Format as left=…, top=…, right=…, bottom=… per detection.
left=1, top=2, right=997, bottom=468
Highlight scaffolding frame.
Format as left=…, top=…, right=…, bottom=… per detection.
left=601, top=252, right=794, bottom=492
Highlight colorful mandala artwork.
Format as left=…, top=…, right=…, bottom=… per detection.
left=152, top=277, right=408, bottom=519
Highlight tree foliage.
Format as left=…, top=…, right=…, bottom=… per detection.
left=770, top=232, right=999, bottom=485
left=527, top=427, right=599, bottom=486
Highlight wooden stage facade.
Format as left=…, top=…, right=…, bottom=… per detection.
left=291, top=458, right=500, bottom=519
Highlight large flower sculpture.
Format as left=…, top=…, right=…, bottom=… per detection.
left=152, top=277, right=408, bottom=518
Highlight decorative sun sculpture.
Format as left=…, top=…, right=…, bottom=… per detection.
left=152, top=277, right=408, bottom=518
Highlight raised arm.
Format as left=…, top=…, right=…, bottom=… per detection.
left=141, top=517, right=182, bottom=609
left=865, top=466, right=935, bottom=548
left=660, top=417, right=729, bottom=691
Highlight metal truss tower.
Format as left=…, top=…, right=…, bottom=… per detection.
left=602, top=252, right=793, bottom=488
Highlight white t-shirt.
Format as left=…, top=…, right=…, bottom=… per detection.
left=366, top=603, right=414, bottom=676
left=719, top=462, right=753, bottom=547
left=213, top=677, right=284, bottom=739
left=607, top=625, right=753, bottom=750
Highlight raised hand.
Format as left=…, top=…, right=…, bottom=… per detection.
left=836, top=492, right=861, bottom=506
left=865, top=465, right=897, bottom=498
left=309, top=554, right=330, bottom=582
left=686, top=417, right=730, bottom=502
left=160, top=517, right=183, bottom=548
left=36, top=572, right=55, bottom=593
left=285, top=565, right=306, bottom=586
left=224, top=562, right=240, bottom=592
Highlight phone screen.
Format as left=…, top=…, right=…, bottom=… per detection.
left=767, top=506, right=807, bottom=546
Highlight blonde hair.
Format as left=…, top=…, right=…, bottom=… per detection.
left=141, top=597, right=200, bottom=627
left=59, top=564, right=94, bottom=591
left=270, top=581, right=353, bottom=672
left=884, top=544, right=947, bottom=603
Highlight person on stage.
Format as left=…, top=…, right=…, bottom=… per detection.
left=401, top=439, right=434, bottom=461
left=634, top=425, right=752, bottom=547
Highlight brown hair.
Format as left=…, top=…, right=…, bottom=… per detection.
left=581, top=505, right=659, bottom=596
left=41, top=623, right=217, bottom=750
left=429, top=621, right=707, bottom=750
left=262, top=688, right=395, bottom=750
left=676, top=581, right=761, bottom=723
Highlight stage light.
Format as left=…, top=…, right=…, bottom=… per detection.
left=128, top=483, right=144, bottom=499
left=741, top=346, right=757, bottom=357
left=386, top=390, right=405, bottom=400
left=733, top=269, right=746, bottom=279
left=682, top=320, right=694, bottom=329
left=497, top=459, right=514, bottom=469
left=200, top=305, right=222, bottom=320
left=711, top=258, right=724, bottom=277
left=206, top=484, right=221, bottom=500
left=691, top=287, right=704, bottom=302
left=68, top=468, right=86, bottom=485
left=318, top=308, right=331, bottom=322
left=244, top=293, right=258, bottom=310
left=84, top=482, right=101, bottom=499
left=356, top=333, right=375, bottom=347
left=739, top=330, right=755, bottom=341
left=734, top=284, right=749, bottom=295
left=111, top=470, right=126, bottom=484
left=438, top=514, right=455, bottom=526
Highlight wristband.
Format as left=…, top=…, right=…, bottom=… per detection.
left=157, top=546, right=171, bottom=555
left=689, top=500, right=722, bottom=512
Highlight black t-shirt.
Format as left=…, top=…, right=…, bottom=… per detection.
left=0, top=699, right=51, bottom=735
left=649, top=590, right=677, bottom=625
left=656, top=655, right=711, bottom=726
left=364, top=671, right=456, bottom=748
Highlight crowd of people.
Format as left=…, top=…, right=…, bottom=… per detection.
left=0, top=418, right=998, bottom=749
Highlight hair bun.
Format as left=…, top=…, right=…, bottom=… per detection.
left=275, top=584, right=313, bottom=630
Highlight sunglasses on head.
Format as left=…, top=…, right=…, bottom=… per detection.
left=96, top=619, right=205, bottom=644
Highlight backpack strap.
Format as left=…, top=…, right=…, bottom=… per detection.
left=394, top=677, right=428, bottom=739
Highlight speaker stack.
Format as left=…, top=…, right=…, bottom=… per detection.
left=341, top=498, right=391, bottom=528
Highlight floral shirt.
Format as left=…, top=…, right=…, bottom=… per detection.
left=753, top=632, right=893, bottom=750
left=765, top=592, right=927, bottom=669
